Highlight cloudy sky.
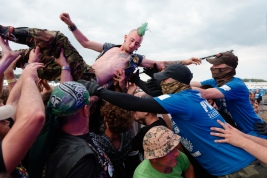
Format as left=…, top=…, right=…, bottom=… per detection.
left=1, top=0, right=267, bottom=81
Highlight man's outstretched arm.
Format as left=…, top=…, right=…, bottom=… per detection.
left=211, top=120, right=267, bottom=165
left=79, top=80, right=168, bottom=113
left=192, top=87, right=224, bottom=99
left=141, top=57, right=202, bottom=71
left=60, top=12, right=103, bottom=52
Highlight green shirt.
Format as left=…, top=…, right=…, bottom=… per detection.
left=133, top=150, right=190, bottom=178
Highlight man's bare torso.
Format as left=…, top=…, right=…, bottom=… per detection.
left=92, top=47, right=130, bottom=86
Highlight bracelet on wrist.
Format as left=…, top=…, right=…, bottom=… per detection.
left=7, top=78, right=17, bottom=84
left=62, top=66, right=71, bottom=71
left=68, top=24, right=77, bottom=32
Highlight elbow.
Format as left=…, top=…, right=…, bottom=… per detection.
left=81, top=43, right=87, bottom=48
left=26, top=111, right=46, bottom=128
left=80, top=39, right=90, bottom=48
left=201, top=93, right=209, bottom=99
left=34, top=111, right=45, bottom=126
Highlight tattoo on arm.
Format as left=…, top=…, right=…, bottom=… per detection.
left=118, top=52, right=130, bottom=59
left=163, top=61, right=181, bottom=68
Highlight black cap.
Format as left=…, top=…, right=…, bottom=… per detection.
left=153, top=64, right=193, bottom=84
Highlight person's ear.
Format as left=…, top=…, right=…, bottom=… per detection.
left=124, top=35, right=127, bottom=42
left=83, top=104, right=90, bottom=117
left=150, top=158, right=157, bottom=163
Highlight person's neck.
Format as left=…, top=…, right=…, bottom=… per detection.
left=119, top=45, right=132, bottom=54
left=61, top=116, right=89, bottom=136
left=105, top=128, right=120, bottom=140
left=145, top=115, right=159, bottom=125
left=150, top=160, right=172, bottom=174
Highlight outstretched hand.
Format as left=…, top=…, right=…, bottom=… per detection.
left=113, top=69, right=127, bottom=91
left=4, top=55, right=21, bottom=75
left=129, top=69, right=140, bottom=84
left=55, top=48, right=68, bottom=67
left=146, top=78, right=162, bottom=91
left=181, top=57, right=201, bottom=66
left=0, top=36, right=21, bottom=68
left=254, top=121, right=267, bottom=135
left=143, top=63, right=158, bottom=78
left=28, top=46, right=41, bottom=63
left=210, top=120, right=246, bottom=147
left=60, top=12, right=74, bottom=26
left=22, top=63, right=44, bottom=83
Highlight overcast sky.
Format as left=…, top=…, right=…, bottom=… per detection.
left=1, top=0, right=267, bottom=81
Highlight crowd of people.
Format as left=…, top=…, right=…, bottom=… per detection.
left=0, top=12, right=267, bottom=178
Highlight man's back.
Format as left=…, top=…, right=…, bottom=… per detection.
left=44, top=131, right=98, bottom=178
left=154, top=89, right=256, bottom=176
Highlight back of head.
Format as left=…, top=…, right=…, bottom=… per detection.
left=46, top=81, right=89, bottom=117
left=154, top=64, right=193, bottom=84
left=143, top=126, right=180, bottom=159
left=101, top=102, right=133, bottom=134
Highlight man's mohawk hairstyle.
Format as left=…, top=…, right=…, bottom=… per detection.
left=137, top=22, right=149, bottom=36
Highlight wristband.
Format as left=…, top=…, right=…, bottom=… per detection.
left=62, top=66, right=71, bottom=71
left=68, top=24, right=77, bottom=32
left=7, top=78, right=17, bottom=84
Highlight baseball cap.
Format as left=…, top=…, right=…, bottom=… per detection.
left=153, top=64, right=193, bottom=84
left=143, top=126, right=181, bottom=159
left=206, top=52, right=238, bottom=68
left=47, top=81, right=90, bottom=117
left=0, top=105, right=14, bottom=121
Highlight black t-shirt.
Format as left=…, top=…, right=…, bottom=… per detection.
left=67, top=155, right=97, bottom=178
left=132, top=117, right=168, bottom=154
left=0, top=142, right=6, bottom=173
left=0, top=142, right=29, bottom=178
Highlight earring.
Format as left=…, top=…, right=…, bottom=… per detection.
left=124, top=40, right=126, bottom=42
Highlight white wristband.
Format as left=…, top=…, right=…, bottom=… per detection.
left=62, top=66, right=71, bottom=71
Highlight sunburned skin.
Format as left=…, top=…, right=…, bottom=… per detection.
left=92, top=47, right=131, bottom=86
left=92, top=30, right=142, bottom=86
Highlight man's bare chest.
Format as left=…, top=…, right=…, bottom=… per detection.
left=95, top=48, right=130, bottom=67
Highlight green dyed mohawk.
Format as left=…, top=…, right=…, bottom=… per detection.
left=137, top=23, right=149, bottom=36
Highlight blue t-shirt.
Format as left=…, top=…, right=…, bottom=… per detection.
left=154, top=90, right=256, bottom=176
left=201, top=77, right=267, bottom=138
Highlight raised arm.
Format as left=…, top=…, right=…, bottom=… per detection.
left=0, top=37, right=21, bottom=75
left=140, top=57, right=201, bottom=71
left=210, top=120, right=267, bottom=164
left=2, top=62, right=45, bottom=173
left=54, top=48, right=73, bottom=83
left=4, top=55, right=21, bottom=92
left=59, top=12, right=103, bottom=52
